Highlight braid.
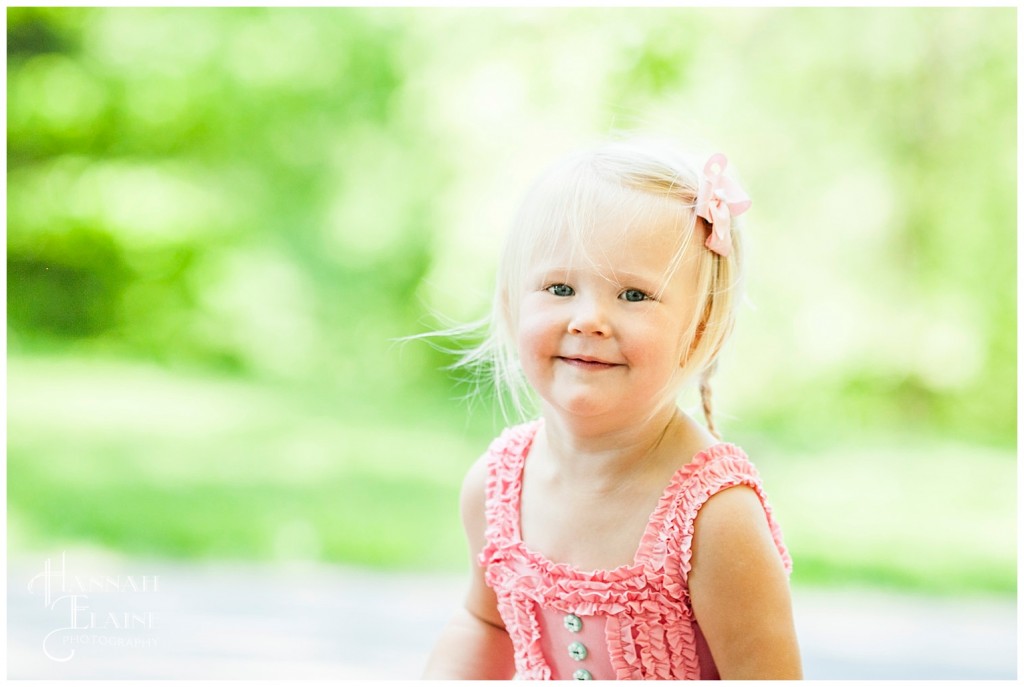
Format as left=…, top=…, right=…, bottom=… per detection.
left=699, top=364, right=720, bottom=440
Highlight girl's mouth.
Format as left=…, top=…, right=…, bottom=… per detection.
left=558, top=356, right=620, bottom=370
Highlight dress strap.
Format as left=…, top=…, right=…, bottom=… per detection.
left=640, top=444, right=792, bottom=605
left=478, top=420, right=542, bottom=568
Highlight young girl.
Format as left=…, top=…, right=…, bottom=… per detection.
left=422, top=136, right=802, bottom=680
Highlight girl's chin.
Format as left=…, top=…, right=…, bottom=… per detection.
left=539, top=394, right=677, bottom=426
left=541, top=399, right=637, bottom=423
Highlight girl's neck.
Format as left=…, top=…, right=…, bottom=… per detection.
left=536, top=403, right=694, bottom=491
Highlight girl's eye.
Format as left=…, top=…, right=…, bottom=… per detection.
left=620, top=289, right=650, bottom=302
left=546, top=284, right=575, bottom=297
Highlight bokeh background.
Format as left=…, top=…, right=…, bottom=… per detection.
left=7, top=5, right=1016, bottom=674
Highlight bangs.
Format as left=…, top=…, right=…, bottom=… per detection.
left=503, top=155, right=698, bottom=305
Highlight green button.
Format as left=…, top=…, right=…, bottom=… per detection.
left=568, top=641, right=588, bottom=661
left=573, top=669, right=593, bottom=680
left=563, top=613, right=582, bottom=633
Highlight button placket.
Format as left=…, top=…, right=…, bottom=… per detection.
left=564, top=612, right=589, bottom=676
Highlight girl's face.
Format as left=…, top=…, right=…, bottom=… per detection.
left=515, top=205, right=703, bottom=425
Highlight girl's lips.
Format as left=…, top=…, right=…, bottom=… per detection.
left=558, top=356, right=620, bottom=370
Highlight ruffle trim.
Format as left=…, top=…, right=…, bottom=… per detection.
left=606, top=614, right=700, bottom=680
left=480, top=424, right=785, bottom=593
left=478, top=420, right=541, bottom=571
left=495, top=589, right=551, bottom=680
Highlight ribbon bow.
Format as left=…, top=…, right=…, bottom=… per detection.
left=695, top=153, right=751, bottom=257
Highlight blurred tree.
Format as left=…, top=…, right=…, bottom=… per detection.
left=8, top=7, right=454, bottom=389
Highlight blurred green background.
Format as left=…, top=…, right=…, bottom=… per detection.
left=7, top=7, right=1016, bottom=597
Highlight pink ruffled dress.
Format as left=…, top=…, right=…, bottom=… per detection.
left=479, top=420, right=792, bottom=680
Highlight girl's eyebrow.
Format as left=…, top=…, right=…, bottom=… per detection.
left=530, top=266, right=575, bottom=278
left=531, top=267, right=662, bottom=286
left=610, top=270, right=660, bottom=283
left=606, top=270, right=668, bottom=291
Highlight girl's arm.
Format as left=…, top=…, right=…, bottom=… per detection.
left=688, top=485, right=803, bottom=679
left=422, top=454, right=515, bottom=679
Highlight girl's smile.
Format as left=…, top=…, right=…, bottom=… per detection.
left=556, top=355, right=622, bottom=370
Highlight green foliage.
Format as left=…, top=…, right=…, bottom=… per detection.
left=8, top=6, right=449, bottom=383
left=8, top=225, right=129, bottom=338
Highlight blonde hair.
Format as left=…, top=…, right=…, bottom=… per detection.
left=440, top=136, right=746, bottom=437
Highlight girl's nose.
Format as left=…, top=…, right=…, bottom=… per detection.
left=567, top=297, right=610, bottom=337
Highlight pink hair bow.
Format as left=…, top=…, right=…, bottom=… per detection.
left=695, top=153, right=752, bottom=257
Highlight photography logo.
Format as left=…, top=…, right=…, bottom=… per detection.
left=26, top=552, right=161, bottom=662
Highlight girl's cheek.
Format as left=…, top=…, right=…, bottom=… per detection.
left=516, top=315, right=549, bottom=356
left=514, top=328, right=531, bottom=360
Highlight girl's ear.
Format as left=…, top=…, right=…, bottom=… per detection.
left=682, top=294, right=714, bottom=365
left=681, top=319, right=706, bottom=367
left=692, top=319, right=707, bottom=351
left=681, top=303, right=728, bottom=369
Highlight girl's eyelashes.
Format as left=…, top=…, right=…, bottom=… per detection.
left=543, top=283, right=653, bottom=302
left=545, top=283, right=575, bottom=297
left=620, top=288, right=652, bottom=302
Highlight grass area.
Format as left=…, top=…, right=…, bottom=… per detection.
left=7, top=354, right=1016, bottom=597
left=7, top=353, right=493, bottom=570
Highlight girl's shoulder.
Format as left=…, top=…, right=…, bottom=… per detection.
left=681, top=442, right=793, bottom=576
left=661, top=418, right=761, bottom=498
left=643, top=439, right=763, bottom=540
left=672, top=441, right=781, bottom=532
left=666, top=412, right=754, bottom=480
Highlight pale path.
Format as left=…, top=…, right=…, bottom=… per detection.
left=7, top=554, right=1016, bottom=679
